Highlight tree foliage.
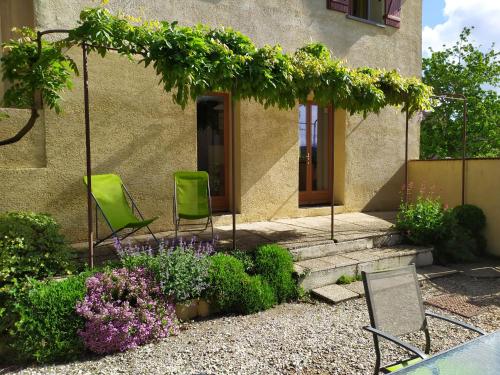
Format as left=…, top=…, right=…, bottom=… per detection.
left=2, top=6, right=432, bottom=122
left=421, top=27, right=500, bottom=159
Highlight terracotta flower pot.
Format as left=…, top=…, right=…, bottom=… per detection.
left=175, top=299, right=199, bottom=321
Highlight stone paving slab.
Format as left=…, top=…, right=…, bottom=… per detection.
left=312, top=284, right=359, bottom=304
left=343, top=281, right=365, bottom=296
left=417, top=265, right=458, bottom=281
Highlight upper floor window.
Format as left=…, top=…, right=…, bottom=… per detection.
left=327, top=0, right=401, bottom=28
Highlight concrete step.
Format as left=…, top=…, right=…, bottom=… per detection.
left=312, top=264, right=456, bottom=305
left=295, top=244, right=433, bottom=290
left=289, top=232, right=403, bottom=261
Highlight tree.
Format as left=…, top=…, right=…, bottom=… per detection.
left=421, top=27, right=500, bottom=159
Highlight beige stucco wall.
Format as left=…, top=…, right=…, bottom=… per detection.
left=0, top=0, right=35, bottom=101
left=408, top=159, right=500, bottom=256
left=0, top=0, right=422, bottom=241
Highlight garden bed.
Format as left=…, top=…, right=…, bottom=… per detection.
left=4, top=271, right=499, bottom=375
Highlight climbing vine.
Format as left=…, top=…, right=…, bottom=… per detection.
left=1, top=6, right=433, bottom=123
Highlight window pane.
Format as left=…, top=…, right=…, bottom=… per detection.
left=298, top=104, right=307, bottom=192
left=197, top=96, right=226, bottom=197
left=311, top=105, right=329, bottom=191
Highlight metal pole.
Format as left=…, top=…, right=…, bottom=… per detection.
left=461, top=99, right=467, bottom=205
left=330, top=105, right=335, bottom=241
left=82, top=43, right=94, bottom=268
left=404, top=105, right=409, bottom=204
left=231, top=93, right=236, bottom=250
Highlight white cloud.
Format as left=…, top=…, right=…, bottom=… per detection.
left=422, top=0, right=500, bottom=56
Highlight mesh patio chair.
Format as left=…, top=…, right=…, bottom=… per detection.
left=362, top=265, right=485, bottom=374
left=173, top=171, right=213, bottom=240
left=83, top=174, right=158, bottom=247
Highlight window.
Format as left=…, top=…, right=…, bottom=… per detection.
left=327, top=0, right=402, bottom=28
left=351, top=0, right=385, bottom=24
left=196, top=94, right=230, bottom=211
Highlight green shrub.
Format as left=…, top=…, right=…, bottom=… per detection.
left=207, top=254, right=247, bottom=312
left=255, top=244, right=298, bottom=303
left=434, top=227, right=478, bottom=264
left=240, top=275, right=276, bottom=314
left=451, top=204, right=487, bottom=256
left=0, top=212, right=75, bottom=302
left=395, top=197, right=447, bottom=245
left=5, top=273, right=91, bottom=363
left=230, top=250, right=256, bottom=274
left=452, top=204, right=486, bottom=234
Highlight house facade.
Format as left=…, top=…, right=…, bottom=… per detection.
left=0, top=0, right=422, bottom=241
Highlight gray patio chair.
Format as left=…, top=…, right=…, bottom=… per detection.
left=361, top=265, right=485, bottom=374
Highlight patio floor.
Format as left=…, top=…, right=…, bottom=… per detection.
left=72, top=211, right=398, bottom=261
left=183, top=211, right=397, bottom=250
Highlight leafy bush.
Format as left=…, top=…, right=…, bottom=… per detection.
left=0, top=212, right=75, bottom=319
left=119, top=239, right=213, bottom=302
left=230, top=250, right=256, bottom=274
left=396, top=198, right=485, bottom=264
left=435, top=226, right=478, bottom=264
left=240, top=275, right=276, bottom=314
left=207, top=254, right=277, bottom=314
left=395, top=197, right=447, bottom=245
left=0, top=213, right=74, bottom=283
left=451, top=205, right=487, bottom=256
left=452, top=204, right=486, bottom=234
left=255, top=244, right=298, bottom=303
left=207, top=254, right=247, bottom=312
left=5, top=273, right=90, bottom=363
left=76, top=267, right=177, bottom=354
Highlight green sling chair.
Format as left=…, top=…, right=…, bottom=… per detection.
left=173, top=171, right=213, bottom=240
left=83, top=174, right=158, bottom=247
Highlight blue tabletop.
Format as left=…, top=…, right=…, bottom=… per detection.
left=394, top=330, right=500, bottom=374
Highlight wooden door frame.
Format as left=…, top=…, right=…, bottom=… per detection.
left=198, top=92, right=230, bottom=212
left=299, top=102, right=334, bottom=206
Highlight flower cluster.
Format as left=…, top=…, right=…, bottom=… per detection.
left=116, top=237, right=215, bottom=303
left=76, top=267, right=177, bottom=354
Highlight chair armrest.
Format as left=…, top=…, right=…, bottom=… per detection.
left=363, top=326, right=428, bottom=359
left=425, top=311, right=486, bottom=335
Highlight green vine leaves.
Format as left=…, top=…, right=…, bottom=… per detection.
left=1, top=7, right=433, bottom=118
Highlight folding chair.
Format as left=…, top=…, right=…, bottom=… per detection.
left=83, top=174, right=158, bottom=247
left=173, top=171, right=213, bottom=240
left=362, top=265, right=485, bottom=374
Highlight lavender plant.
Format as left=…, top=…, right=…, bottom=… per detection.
left=116, top=237, right=214, bottom=302
left=76, top=267, right=177, bottom=354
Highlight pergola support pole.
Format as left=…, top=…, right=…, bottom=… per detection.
left=231, top=92, right=236, bottom=250
left=461, top=99, right=467, bottom=205
left=330, top=104, right=335, bottom=241
left=404, top=105, right=409, bottom=204
left=82, top=43, right=94, bottom=268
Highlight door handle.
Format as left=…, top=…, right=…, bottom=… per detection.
left=306, top=152, right=311, bottom=165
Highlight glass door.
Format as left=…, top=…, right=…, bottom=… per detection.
left=197, top=93, right=229, bottom=211
left=299, top=102, right=332, bottom=206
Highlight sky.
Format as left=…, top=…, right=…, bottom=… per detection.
left=422, top=0, right=500, bottom=56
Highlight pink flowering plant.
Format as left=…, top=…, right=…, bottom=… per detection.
left=76, top=267, right=177, bottom=354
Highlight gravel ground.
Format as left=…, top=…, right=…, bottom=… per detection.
left=6, top=272, right=500, bottom=375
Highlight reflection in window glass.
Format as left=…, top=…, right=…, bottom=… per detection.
left=197, top=96, right=226, bottom=197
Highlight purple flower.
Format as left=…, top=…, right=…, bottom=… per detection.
left=76, top=268, right=178, bottom=354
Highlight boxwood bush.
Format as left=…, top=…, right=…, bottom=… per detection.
left=4, top=273, right=90, bottom=363
left=255, top=244, right=299, bottom=303
left=0, top=212, right=75, bottom=312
